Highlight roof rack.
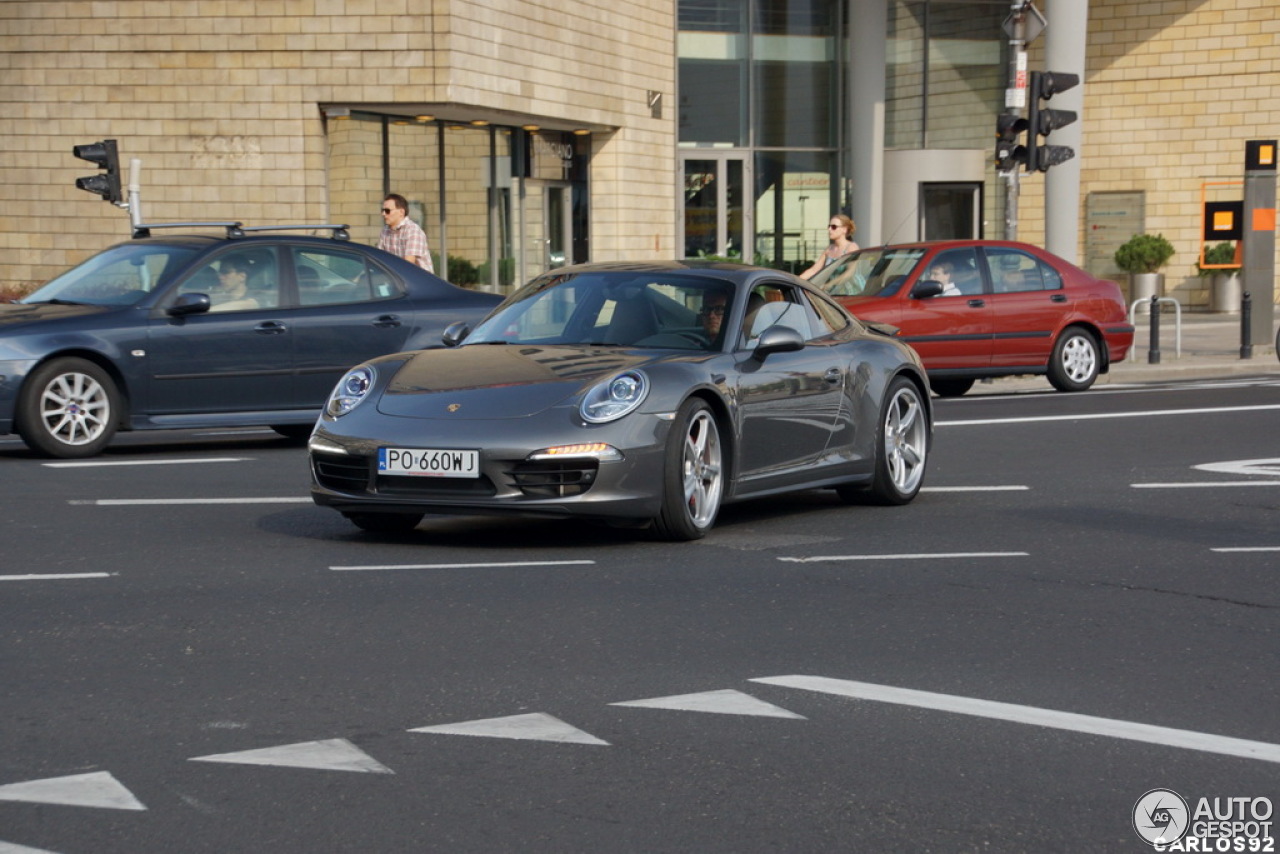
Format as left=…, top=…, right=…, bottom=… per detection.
left=132, top=222, right=244, bottom=239
left=130, top=222, right=351, bottom=240
left=238, top=224, right=350, bottom=240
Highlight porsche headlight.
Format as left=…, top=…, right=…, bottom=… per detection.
left=580, top=370, right=649, bottom=424
left=326, top=366, right=376, bottom=418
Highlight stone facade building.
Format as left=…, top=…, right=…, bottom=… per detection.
left=1, top=0, right=1276, bottom=310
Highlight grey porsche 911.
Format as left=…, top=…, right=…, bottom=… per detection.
left=309, top=261, right=932, bottom=540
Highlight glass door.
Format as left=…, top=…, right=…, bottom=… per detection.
left=920, top=182, right=982, bottom=240
left=544, top=183, right=571, bottom=269
left=681, top=153, right=750, bottom=260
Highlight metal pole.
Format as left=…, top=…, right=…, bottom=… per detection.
left=1148, top=294, right=1161, bottom=364
left=1240, top=291, right=1253, bottom=359
left=1003, top=3, right=1027, bottom=241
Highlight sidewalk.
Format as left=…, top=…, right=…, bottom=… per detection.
left=977, top=308, right=1279, bottom=394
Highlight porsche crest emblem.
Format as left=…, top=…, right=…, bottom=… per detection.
left=447, top=403, right=461, bottom=412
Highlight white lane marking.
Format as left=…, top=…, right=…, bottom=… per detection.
left=1195, top=458, right=1280, bottom=477
left=752, top=675, right=1280, bottom=765
left=189, top=738, right=393, bottom=774
left=938, top=403, right=1280, bottom=427
left=331, top=560, right=596, bottom=571
left=0, top=573, right=114, bottom=582
left=410, top=712, right=609, bottom=746
left=43, top=457, right=249, bottom=469
left=777, top=552, right=1028, bottom=564
left=1132, top=481, right=1280, bottom=489
left=68, top=497, right=310, bottom=506
left=1212, top=546, right=1280, bottom=553
left=0, top=771, right=147, bottom=811
left=0, top=839, right=63, bottom=853
left=611, top=689, right=805, bottom=719
left=922, top=485, right=1029, bottom=492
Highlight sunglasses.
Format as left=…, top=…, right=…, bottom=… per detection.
left=381, top=208, right=394, bottom=214
left=701, top=305, right=726, bottom=316
left=828, top=224, right=843, bottom=229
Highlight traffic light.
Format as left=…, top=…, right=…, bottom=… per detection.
left=1026, top=71, right=1079, bottom=172
left=995, top=113, right=1030, bottom=173
left=73, top=139, right=122, bottom=203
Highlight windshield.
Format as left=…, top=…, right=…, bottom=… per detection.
left=811, top=247, right=927, bottom=299
left=466, top=271, right=735, bottom=351
left=21, top=243, right=199, bottom=307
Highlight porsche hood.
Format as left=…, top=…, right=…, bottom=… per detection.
left=375, top=344, right=657, bottom=419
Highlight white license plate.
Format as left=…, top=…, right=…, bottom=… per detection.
left=378, top=447, right=480, bottom=478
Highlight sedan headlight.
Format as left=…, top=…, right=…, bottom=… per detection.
left=326, top=366, right=376, bottom=418
left=580, top=370, right=649, bottom=424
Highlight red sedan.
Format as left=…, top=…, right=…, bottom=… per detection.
left=810, top=240, right=1134, bottom=396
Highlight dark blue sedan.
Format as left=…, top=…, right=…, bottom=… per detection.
left=0, top=224, right=501, bottom=457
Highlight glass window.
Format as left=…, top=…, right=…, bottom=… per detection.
left=984, top=247, right=1044, bottom=293
left=195, top=248, right=280, bottom=311
left=754, top=150, right=838, bottom=273
left=923, top=247, right=981, bottom=296
left=886, top=1, right=1006, bottom=150
left=810, top=246, right=927, bottom=298
left=801, top=289, right=850, bottom=336
left=293, top=247, right=401, bottom=306
left=752, top=0, right=838, bottom=149
left=678, top=0, right=748, bottom=145
left=740, top=282, right=838, bottom=346
left=468, top=272, right=732, bottom=351
left=24, top=244, right=198, bottom=307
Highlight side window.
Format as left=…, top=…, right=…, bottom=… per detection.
left=179, top=248, right=278, bottom=312
left=986, top=248, right=1044, bottom=294
left=924, top=248, right=982, bottom=296
left=1040, top=261, right=1063, bottom=290
left=741, top=283, right=817, bottom=347
left=294, top=247, right=401, bottom=306
left=800, top=289, right=849, bottom=337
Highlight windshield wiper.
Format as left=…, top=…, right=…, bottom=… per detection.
left=30, top=298, right=89, bottom=306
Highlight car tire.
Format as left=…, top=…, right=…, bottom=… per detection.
left=1047, top=327, right=1100, bottom=392
left=651, top=397, right=723, bottom=541
left=343, top=512, right=424, bottom=533
left=929, top=378, right=975, bottom=398
left=16, top=357, right=119, bottom=458
left=837, top=376, right=928, bottom=506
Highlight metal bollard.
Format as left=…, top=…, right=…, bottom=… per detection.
left=1240, top=291, right=1252, bottom=359
left=1148, top=294, right=1161, bottom=364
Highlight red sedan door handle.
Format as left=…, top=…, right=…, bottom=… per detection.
left=1050, top=294, right=1068, bottom=303
left=373, top=314, right=402, bottom=328
left=254, top=321, right=288, bottom=334
left=966, top=299, right=985, bottom=308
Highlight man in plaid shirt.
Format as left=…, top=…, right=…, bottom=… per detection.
left=378, top=193, right=434, bottom=273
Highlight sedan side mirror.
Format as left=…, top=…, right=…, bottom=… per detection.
left=911, top=280, right=943, bottom=300
left=753, top=325, right=805, bottom=359
left=442, top=320, right=472, bottom=347
left=167, top=293, right=211, bottom=316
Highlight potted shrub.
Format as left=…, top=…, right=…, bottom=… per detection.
left=1196, top=241, right=1242, bottom=313
left=1114, top=233, right=1175, bottom=302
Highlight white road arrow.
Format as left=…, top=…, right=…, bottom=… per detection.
left=0, top=771, right=146, bottom=811
left=189, top=738, right=393, bottom=774
left=611, top=688, right=805, bottom=719
left=409, top=712, right=609, bottom=745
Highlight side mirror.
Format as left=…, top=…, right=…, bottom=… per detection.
left=442, top=320, right=472, bottom=347
left=911, top=280, right=943, bottom=299
left=167, top=293, right=211, bottom=316
left=753, top=325, right=805, bottom=358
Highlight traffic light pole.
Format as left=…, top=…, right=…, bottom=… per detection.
left=1002, top=5, right=1029, bottom=241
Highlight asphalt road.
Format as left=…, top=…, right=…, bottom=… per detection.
left=3, top=375, right=1279, bottom=853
